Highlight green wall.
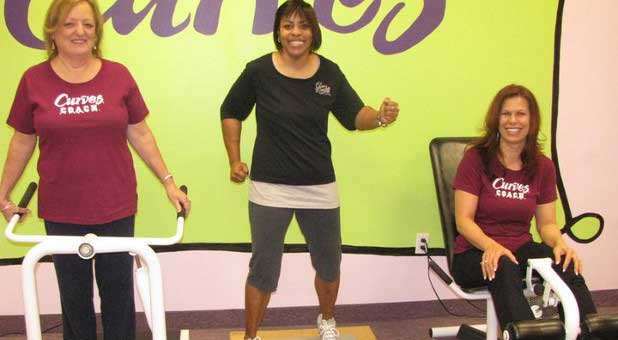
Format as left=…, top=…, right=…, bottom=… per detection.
left=0, top=1, right=559, bottom=260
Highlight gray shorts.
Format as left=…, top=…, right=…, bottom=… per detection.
left=247, top=201, right=342, bottom=292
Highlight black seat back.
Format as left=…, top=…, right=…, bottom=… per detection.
left=429, top=137, right=475, bottom=275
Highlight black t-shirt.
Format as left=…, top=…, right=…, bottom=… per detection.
left=221, top=53, right=364, bottom=185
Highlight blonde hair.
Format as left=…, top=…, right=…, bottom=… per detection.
left=44, top=0, right=104, bottom=59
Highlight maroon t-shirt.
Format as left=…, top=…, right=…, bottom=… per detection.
left=453, top=148, right=557, bottom=253
left=7, top=60, right=148, bottom=225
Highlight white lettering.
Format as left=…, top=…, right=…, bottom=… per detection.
left=492, top=177, right=529, bottom=200
left=315, top=81, right=332, bottom=96
left=54, top=93, right=69, bottom=107
left=54, top=93, right=104, bottom=116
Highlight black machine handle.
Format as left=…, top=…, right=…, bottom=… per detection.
left=177, top=185, right=188, bottom=219
left=428, top=258, right=453, bottom=285
left=17, top=182, right=38, bottom=213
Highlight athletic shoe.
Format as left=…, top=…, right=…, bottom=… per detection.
left=317, top=313, right=340, bottom=340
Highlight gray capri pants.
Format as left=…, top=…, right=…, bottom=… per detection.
left=247, top=201, right=342, bottom=292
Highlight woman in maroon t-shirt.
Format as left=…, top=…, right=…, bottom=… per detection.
left=0, top=1, right=190, bottom=339
left=452, top=84, right=596, bottom=330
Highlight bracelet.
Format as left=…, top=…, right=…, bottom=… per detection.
left=161, top=174, right=173, bottom=183
left=376, top=111, right=387, bottom=127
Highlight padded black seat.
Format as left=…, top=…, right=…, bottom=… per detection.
left=428, top=137, right=501, bottom=339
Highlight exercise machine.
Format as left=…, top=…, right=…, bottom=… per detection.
left=5, top=182, right=188, bottom=340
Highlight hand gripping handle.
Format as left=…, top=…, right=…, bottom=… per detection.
left=177, top=185, right=188, bottom=219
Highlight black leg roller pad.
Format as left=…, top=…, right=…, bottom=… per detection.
left=455, top=324, right=486, bottom=340
left=582, top=313, right=618, bottom=340
left=503, top=319, right=565, bottom=340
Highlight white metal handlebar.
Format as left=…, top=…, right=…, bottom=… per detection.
left=5, top=213, right=185, bottom=246
left=4, top=182, right=187, bottom=340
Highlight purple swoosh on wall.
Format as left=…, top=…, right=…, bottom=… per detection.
left=4, top=0, right=44, bottom=49
left=105, top=0, right=190, bottom=37
left=4, top=0, right=445, bottom=55
left=314, top=0, right=381, bottom=33
left=194, top=0, right=223, bottom=35
left=252, top=0, right=278, bottom=34
left=373, top=0, right=446, bottom=55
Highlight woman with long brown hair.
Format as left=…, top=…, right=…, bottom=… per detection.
left=452, top=84, right=596, bottom=330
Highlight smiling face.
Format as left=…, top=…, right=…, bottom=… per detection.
left=278, top=13, right=313, bottom=59
left=52, top=1, right=97, bottom=59
left=499, top=96, right=531, bottom=147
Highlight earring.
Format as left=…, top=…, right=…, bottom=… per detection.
left=93, top=45, right=97, bottom=50
left=51, top=41, right=56, bottom=50
left=277, top=36, right=280, bottom=43
left=496, top=131, right=500, bottom=139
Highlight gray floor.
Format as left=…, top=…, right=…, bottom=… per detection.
left=1, top=291, right=617, bottom=340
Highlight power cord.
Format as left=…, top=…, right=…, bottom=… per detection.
left=42, top=322, right=63, bottom=333
left=420, top=237, right=485, bottom=318
left=0, top=332, right=21, bottom=338
left=0, top=321, right=62, bottom=338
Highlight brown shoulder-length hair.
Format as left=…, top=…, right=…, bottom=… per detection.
left=44, top=0, right=104, bottom=59
left=273, top=0, right=322, bottom=52
left=472, top=84, right=542, bottom=181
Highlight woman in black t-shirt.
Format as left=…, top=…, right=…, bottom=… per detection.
left=220, top=1, right=399, bottom=340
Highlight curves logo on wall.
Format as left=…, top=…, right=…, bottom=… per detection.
left=4, top=0, right=446, bottom=55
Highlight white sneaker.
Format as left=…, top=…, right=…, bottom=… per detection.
left=317, top=314, right=340, bottom=340
left=246, top=337, right=261, bottom=340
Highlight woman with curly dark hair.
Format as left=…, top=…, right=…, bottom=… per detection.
left=220, top=1, right=399, bottom=339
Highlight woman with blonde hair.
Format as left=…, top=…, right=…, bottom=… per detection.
left=0, top=1, right=190, bottom=339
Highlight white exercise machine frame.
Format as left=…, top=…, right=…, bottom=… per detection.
left=429, top=257, right=580, bottom=340
left=5, top=182, right=187, bottom=340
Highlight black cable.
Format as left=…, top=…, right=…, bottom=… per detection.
left=0, top=321, right=62, bottom=337
left=425, top=254, right=484, bottom=318
left=42, top=322, right=63, bottom=333
left=463, top=293, right=486, bottom=313
left=0, top=332, right=22, bottom=337
left=421, top=238, right=485, bottom=318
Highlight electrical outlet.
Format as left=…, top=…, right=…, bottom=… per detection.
left=415, top=233, right=429, bottom=254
